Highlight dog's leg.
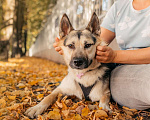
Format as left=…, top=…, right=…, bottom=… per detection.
left=25, top=87, right=62, bottom=118
left=25, top=74, right=82, bottom=118
left=99, top=90, right=111, bottom=111
left=89, top=80, right=111, bottom=111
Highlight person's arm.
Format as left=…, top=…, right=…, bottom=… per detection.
left=96, top=28, right=150, bottom=64
left=100, top=27, right=115, bottom=44
left=113, top=48, right=150, bottom=64
left=96, top=45, right=150, bottom=64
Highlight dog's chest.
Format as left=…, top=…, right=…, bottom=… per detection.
left=78, top=82, right=96, bottom=100
left=77, top=79, right=106, bottom=102
left=74, top=67, right=106, bottom=87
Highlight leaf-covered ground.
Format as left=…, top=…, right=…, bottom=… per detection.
left=0, top=57, right=150, bottom=120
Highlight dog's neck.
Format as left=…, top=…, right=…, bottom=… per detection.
left=68, top=59, right=105, bottom=87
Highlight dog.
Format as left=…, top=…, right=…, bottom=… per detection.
left=25, top=12, right=112, bottom=118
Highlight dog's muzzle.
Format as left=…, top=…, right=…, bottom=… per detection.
left=70, top=57, right=92, bottom=69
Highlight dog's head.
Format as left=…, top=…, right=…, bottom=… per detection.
left=59, top=12, right=105, bottom=70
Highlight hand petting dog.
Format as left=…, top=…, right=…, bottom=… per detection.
left=96, top=46, right=116, bottom=63
left=53, top=37, right=63, bottom=55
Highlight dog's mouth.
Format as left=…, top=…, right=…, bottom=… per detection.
left=69, top=57, right=92, bottom=70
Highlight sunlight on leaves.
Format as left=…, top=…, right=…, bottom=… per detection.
left=0, top=57, right=145, bottom=119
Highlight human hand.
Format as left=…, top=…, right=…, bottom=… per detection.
left=53, top=37, right=63, bottom=55
left=96, top=46, right=116, bottom=63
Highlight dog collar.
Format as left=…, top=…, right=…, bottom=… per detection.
left=77, top=73, right=84, bottom=79
left=76, top=64, right=102, bottom=79
left=76, top=68, right=98, bottom=79
left=76, top=69, right=93, bottom=79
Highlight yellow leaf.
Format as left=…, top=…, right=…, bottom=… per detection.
left=32, top=74, right=37, bottom=78
left=0, top=99, right=6, bottom=108
left=55, top=82, right=60, bottom=86
left=7, top=104, right=22, bottom=111
left=8, top=96, right=16, bottom=100
left=28, top=81, right=38, bottom=85
left=17, top=83, right=26, bottom=88
left=122, top=106, right=137, bottom=112
left=74, top=114, right=82, bottom=120
left=0, top=71, right=5, bottom=74
left=53, top=108, right=60, bottom=113
left=56, top=101, right=63, bottom=108
left=49, top=73, right=54, bottom=77
left=94, top=110, right=108, bottom=118
left=37, top=94, right=44, bottom=100
left=21, top=97, right=25, bottom=101
left=61, top=100, right=68, bottom=110
left=0, top=87, right=6, bottom=92
left=62, top=110, right=69, bottom=118
left=47, top=111, right=61, bottom=119
left=71, top=103, right=79, bottom=110
left=81, top=106, right=90, bottom=117
left=37, top=115, right=44, bottom=120
left=22, top=116, right=30, bottom=120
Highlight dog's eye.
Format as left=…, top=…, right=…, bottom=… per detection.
left=84, top=44, right=93, bottom=49
left=68, top=44, right=75, bottom=49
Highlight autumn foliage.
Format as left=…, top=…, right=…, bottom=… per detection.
left=0, top=57, right=149, bottom=119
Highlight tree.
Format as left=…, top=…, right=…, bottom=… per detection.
left=0, top=0, right=14, bottom=41
left=0, top=0, right=14, bottom=60
left=11, top=0, right=25, bottom=57
left=0, top=0, right=57, bottom=58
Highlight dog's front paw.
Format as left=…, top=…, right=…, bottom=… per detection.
left=25, top=104, right=48, bottom=118
left=99, top=102, right=111, bottom=111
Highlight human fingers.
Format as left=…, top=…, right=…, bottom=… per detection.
left=97, top=46, right=108, bottom=52
left=53, top=42, right=58, bottom=48
left=55, top=47, right=61, bottom=52
left=96, top=55, right=107, bottom=63
left=55, top=37, right=60, bottom=42
left=96, top=51, right=107, bottom=56
left=59, top=50, right=63, bottom=55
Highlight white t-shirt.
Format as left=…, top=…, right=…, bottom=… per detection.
left=101, top=0, right=150, bottom=50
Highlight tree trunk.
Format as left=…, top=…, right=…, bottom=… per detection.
left=11, top=0, right=25, bottom=58
left=0, top=40, right=9, bottom=60
left=23, top=29, right=27, bottom=56
left=0, top=0, right=14, bottom=60
left=1, top=0, right=14, bottom=40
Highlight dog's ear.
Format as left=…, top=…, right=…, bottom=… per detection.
left=86, top=12, right=100, bottom=36
left=59, top=14, right=74, bottom=39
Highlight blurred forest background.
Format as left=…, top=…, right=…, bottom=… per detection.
left=0, top=0, right=57, bottom=60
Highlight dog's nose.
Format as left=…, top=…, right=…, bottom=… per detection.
left=73, top=59, right=84, bottom=67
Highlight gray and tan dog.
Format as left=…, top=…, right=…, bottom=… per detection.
left=25, top=12, right=111, bottom=118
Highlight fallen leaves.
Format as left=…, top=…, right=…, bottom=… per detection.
left=94, top=110, right=108, bottom=118
left=0, top=57, right=150, bottom=120
left=0, top=99, right=6, bottom=108
left=7, top=95, right=16, bottom=100
left=0, top=57, right=67, bottom=119
left=81, top=106, right=90, bottom=117
left=17, top=83, right=26, bottom=89
left=47, top=109, right=61, bottom=119
left=0, top=87, right=6, bottom=92
left=37, top=94, right=44, bottom=100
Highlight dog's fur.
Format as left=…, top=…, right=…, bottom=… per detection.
left=25, top=12, right=111, bottom=118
